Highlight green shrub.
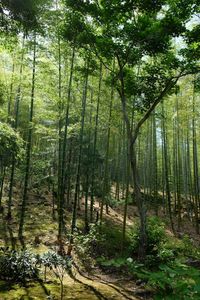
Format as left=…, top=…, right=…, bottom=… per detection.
left=0, top=122, right=24, bottom=167
left=179, top=235, right=200, bottom=259
left=74, top=224, right=104, bottom=266
left=130, top=217, right=175, bottom=266
left=144, top=262, right=200, bottom=299
left=40, top=251, right=72, bottom=271
left=0, top=248, right=39, bottom=282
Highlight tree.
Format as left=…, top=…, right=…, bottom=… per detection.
left=0, top=122, right=24, bottom=209
left=7, top=35, right=25, bottom=219
left=64, top=0, right=200, bottom=259
left=18, top=33, right=37, bottom=239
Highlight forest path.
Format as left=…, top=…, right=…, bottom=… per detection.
left=60, top=266, right=140, bottom=300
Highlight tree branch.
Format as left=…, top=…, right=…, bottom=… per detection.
left=131, top=76, right=180, bottom=145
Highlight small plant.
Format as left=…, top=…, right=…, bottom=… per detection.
left=40, top=251, right=72, bottom=300
left=0, top=247, right=39, bottom=282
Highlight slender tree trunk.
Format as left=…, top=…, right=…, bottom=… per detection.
left=122, top=79, right=137, bottom=249
left=0, top=167, right=6, bottom=210
left=7, top=35, right=25, bottom=219
left=118, top=66, right=147, bottom=260
left=152, top=113, right=158, bottom=215
left=57, top=32, right=63, bottom=241
left=84, top=89, right=93, bottom=231
left=58, top=46, right=75, bottom=243
left=7, top=60, right=15, bottom=123
left=186, top=121, right=193, bottom=221
left=70, top=59, right=89, bottom=242
left=121, top=121, right=126, bottom=200
left=175, top=94, right=182, bottom=231
left=100, top=72, right=113, bottom=223
left=18, top=33, right=36, bottom=238
left=90, top=63, right=102, bottom=222
left=172, top=110, right=177, bottom=215
left=114, top=141, right=121, bottom=202
left=161, top=102, right=174, bottom=232
left=122, top=141, right=130, bottom=251
left=192, top=85, right=199, bottom=234
left=66, top=138, right=73, bottom=209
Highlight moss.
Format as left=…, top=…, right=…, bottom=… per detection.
left=0, top=280, right=104, bottom=300
left=100, top=219, right=132, bottom=258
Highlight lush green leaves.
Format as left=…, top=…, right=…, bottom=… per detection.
left=1, top=0, right=52, bottom=33
left=0, top=122, right=24, bottom=167
left=0, top=248, right=39, bottom=282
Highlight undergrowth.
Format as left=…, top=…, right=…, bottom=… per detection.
left=93, top=216, right=200, bottom=299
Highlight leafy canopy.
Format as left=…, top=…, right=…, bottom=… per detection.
left=63, top=0, right=200, bottom=111
left=1, top=0, right=51, bottom=32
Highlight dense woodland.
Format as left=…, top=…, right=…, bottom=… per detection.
left=0, top=1, right=200, bottom=299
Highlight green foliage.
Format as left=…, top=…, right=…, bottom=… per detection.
left=0, top=247, right=39, bottom=282
left=74, top=224, right=104, bottom=260
left=97, top=255, right=148, bottom=277
left=130, top=217, right=175, bottom=266
left=98, top=233, right=200, bottom=299
left=64, top=0, right=200, bottom=121
left=105, top=195, right=122, bottom=208
left=0, top=248, right=72, bottom=284
left=0, top=80, right=6, bottom=106
left=0, top=247, right=72, bottom=287
left=97, top=221, right=131, bottom=258
left=1, top=0, right=51, bottom=33
left=144, top=262, right=200, bottom=299
left=40, top=251, right=72, bottom=272
left=175, top=234, right=200, bottom=259
left=98, top=257, right=126, bottom=268
left=0, top=122, right=24, bottom=167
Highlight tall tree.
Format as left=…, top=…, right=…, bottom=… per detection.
left=64, top=0, right=200, bottom=259
left=7, top=35, right=25, bottom=219
left=70, top=58, right=89, bottom=242
left=18, top=33, right=37, bottom=238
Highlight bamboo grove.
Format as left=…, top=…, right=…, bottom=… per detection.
left=0, top=0, right=200, bottom=260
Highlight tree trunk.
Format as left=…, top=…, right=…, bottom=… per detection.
left=192, top=85, right=199, bottom=234
left=18, top=33, right=36, bottom=238
left=58, top=46, right=75, bottom=243
left=90, top=63, right=102, bottom=222
left=118, top=66, right=147, bottom=260
left=161, top=102, right=174, bottom=232
left=7, top=35, right=25, bottom=219
left=70, top=59, right=89, bottom=242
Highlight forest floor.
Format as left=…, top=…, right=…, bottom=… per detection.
left=0, top=186, right=149, bottom=300
left=0, top=186, right=200, bottom=299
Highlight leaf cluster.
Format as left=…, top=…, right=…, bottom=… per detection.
left=0, top=122, right=24, bottom=167
left=40, top=251, right=72, bottom=271
left=0, top=247, right=39, bottom=282
left=1, top=0, right=51, bottom=33
left=144, top=263, right=200, bottom=299
left=130, top=217, right=174, bottom=266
